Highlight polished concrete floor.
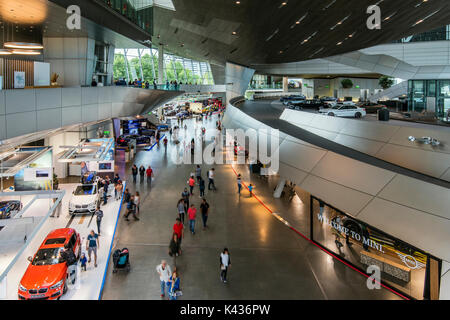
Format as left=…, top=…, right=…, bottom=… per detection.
left=101, top=115, right=400, bottom=300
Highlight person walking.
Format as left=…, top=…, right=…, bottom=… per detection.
left=181, top=188, right=190, bottom=214
left=173, top=218, right=184, bottom=255
left=169, top=233, right=180, bottom=266
left=177, top=199, right=185, bottom=224
left=220, top=248, right=231, bottom=283
left=146, top=166, right=153, bottom=186
left=188, top=204, right=197, bottom=235
left=248, top=184, right=254, bottom=197
left=102, top=179, right=109, bottom=205
left=188, top=176, right=195, bottom=195
left=124, top=195, right=139, bottom=221
left=237, top=174, right=242, bottom=195
left=132, top=164, right=138, bottom=183
left=199, top=178, right=205, bottom=198
left=208, top=168, right=216, bottom=191
left=124, top=188, right=131, bottom=204
left=200, top=198, right=210, bottom=230
left=168, top=271, right=181, bottom=300
left=86, top=230, right=99, bottom=268
left=195, top=165, right=202, bottom=183
left=95, top=206, right=103, bottom=235
left=60, top=243, right=78, bottom=284
left=139, top=165, right=145, bottom=183
left=115, top=181, right=123, bottom=201
left=156, top=260, right=172, bottom=298
left=135, top=191, right=140, bottom=215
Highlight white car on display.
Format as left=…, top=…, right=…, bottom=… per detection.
left=318, top=103, right=367, bottom=118
left=68, top=184, right=101, bottom=215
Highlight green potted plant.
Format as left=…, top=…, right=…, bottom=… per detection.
left=341, top=78, right=353, bottom=89
left=379, top=76, right=394, bottom=90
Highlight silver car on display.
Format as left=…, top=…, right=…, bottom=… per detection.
left=68, top=184, right=101, bottom=215
left=318, top=103, right=367, bottom=118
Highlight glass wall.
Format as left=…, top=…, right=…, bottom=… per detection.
left=408, top=79, right=450, bottom=119
left=393, top=25, right=449, bottom=43
left=113, top=48, right=214, bottom=85
left=249, top=74, right=282, bottom=90
left=101, top=0, right=153, bottom=33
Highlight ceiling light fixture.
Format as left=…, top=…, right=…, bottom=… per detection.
left=4, top=42, right=43, bottom=49
left=11, top=49, right=41, bottom=55
left=0, top=49, right=12, bottom=55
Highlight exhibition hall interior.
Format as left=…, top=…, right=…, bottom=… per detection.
left=0, top=0, right=450, bottom=307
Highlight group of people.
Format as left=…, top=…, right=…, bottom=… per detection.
left=123, top=188, right=141, bottom=221
left=131, top=164, right=154, bottom=186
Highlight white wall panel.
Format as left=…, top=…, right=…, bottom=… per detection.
left=340, top=121, right=400, bottom=143
left=0, top=91, right=5, bottom=115
left=36, top=88, right=62, bottom=110
left=388, top=127, right=450, bottom=155
left=376, top=144, right=450, bottom=179
left=5, top=90, right=35, bottom=114
left=6, top=111, right=37, bottom=138
left=0, top=115, right=5, bottom=140
left=311, top=152, right=396, bottom=195
left=278, top=139, right=327, bottom=173
left=82, top=104, right=98, bottom=123
left=333, top=134, right=384, bottom=156
left=300, top=175, right=374, bottom=217
left=37, top=108, right=62, bottom=131
left=98, top=103, right=112, bottom=120
left=378, top=175, right=450, bottom=220
left=61, top=106, right=82, bottom=126
left=62, top=87, right=82, bottom=107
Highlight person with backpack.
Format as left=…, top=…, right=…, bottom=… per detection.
left=124, top=195, right=139, bottom=221
left=124, top=188, right=131, bottom=204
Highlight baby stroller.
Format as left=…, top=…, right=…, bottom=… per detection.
left=112, top=248, right=130, bottom=273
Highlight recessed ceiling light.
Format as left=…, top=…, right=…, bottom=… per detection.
left=236, top=1, right=240, bottom=4
left=232, top=31, right=237, bottom=35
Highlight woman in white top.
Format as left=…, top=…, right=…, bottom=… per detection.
left=219, top=248, right=231, bottom=283
left=135, top=191, right=140, bottom=215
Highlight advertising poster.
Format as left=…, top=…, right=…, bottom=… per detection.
left=311, top=196, right=430, bottom=300
left=14, top=71, right=25, bottom=89
left=14, top=149, right=53, bottom=191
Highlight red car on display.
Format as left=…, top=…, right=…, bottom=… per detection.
left=18, top=228, right=81, bottom=300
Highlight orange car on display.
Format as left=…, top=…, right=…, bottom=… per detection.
left=18, top=228, right=81, bottom=300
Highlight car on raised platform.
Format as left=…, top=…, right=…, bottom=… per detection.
left=68, top=184, right=101, bottom=215
left=0, top=200, right=22, bottom=219
left=18, top=228, right=81, bottom=300
left=116, top=134, right=151, bottom=147
left=281, top=95, right=306, bottom=105
left=289, top=99, right=324, bottom=110
left=319, top=103, right=367, bottom=118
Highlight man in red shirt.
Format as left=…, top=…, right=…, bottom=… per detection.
left=173, top=218, right=184, bottom=254
left=188, top=176, right=195, bottom=195
left=146, top=166, right=153, bottom=186
left=188, top=204, right=197, bottom=235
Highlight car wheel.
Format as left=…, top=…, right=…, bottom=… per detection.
left=355, top=112, right=362, bottom=119
left=328, top=112, right=335, bottom=117
left=78, top=246, right=81, bottom=259
left=63, top=280, right=68, bottom=294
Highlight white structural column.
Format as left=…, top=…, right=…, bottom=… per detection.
left=158, top=45, right=165, bottom=84
left=225, top=62, right=255, bottom=103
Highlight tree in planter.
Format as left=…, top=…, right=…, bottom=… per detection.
left=341, top=78, right=353, bottom=89
left=379, top=76, right=395, bottom=90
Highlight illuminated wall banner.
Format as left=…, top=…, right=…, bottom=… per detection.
left=14, top=149, right=53, bottom=191
left=310, top=196, right=440, bottom=300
